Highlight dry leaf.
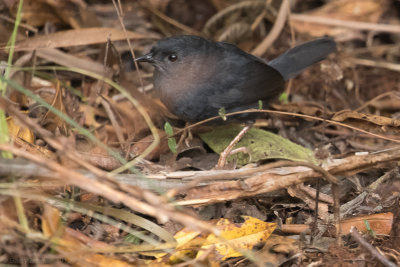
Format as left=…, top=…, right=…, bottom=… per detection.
left=332, top=110, right=400, bottom=127
left=42, top=205, right=135, bottom=266
left=339, top=212, right=393, bottom=235
left=281, top=212, right=393, bottom=236
left=272, top=102, right=331, bottom=117
left=131, top=131, right=169, bottom=160
left=73, top=140, right=124, bottom=171
left=9, top=28, right=157, bottom=51
left=36, top=48, right=107, bottom=75
left=40, top=83, right=68, bottom=133
left=254, top=235, right=300, bottom=266
left=292, top=0, right=389, bottom=37
left=12, top=0, right=60, bottom=27
left=7, top=116, right=34, bottom=144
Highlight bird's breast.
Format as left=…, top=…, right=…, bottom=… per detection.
left=154, top=56, right=218, bottom=121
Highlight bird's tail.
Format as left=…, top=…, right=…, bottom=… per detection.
left=268, top=37, right=336, bottom=80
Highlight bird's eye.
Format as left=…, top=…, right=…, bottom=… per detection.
left=168, top=54, right=178, bottom=62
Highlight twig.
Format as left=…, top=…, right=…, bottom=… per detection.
left=332, top=184, right=341, bottom=246
left=340, top=168, right=400, bottom=218
left=252, top=0, right=290, bottom=57
left=0, top=14, right=38, bottom=33
left=177, top=148, right=400, bottom=206
left=100, top=96, right=126, bottom=150
left=350, top=227, right=397, bottom=267
left=140, top=3, right=202, bottom=36
left=298, top=183, right=333, bottom=204
left=216, top=125, right=250, bottom=169
left=111, top=0, right=148, bottom=107
left=311, top=179, right=320, bottom=245
left=355, top=91, right=400, bottom=112
left=350, top=58, right=400, bottom=73
left=0, top=143, right=217, bottom=234
left=3, top=147, right=400, bottom=207
left=178, top=109, right=400, bottom=144
left=290, top=14, right=400, bottom=34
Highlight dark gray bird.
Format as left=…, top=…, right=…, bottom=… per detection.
left=136, top=35, right=336, bottom=122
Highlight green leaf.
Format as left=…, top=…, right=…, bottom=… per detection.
left=364, top=219, right=376, bottom=238
left=199, top=125, right=318, bottom=166
left=164, top=122, right=176, bottom=153
left=164, top=122, right=174, bottom=137
left=167, top=137, right=177, bottom=154
left=258, top=100, right=263, bottom=110
left=279, top=92, right=288, bottom=104
left=218, top=107, right=227, bottom=121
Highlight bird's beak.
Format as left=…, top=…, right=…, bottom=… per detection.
left=135, top=52, right=155, bottom=63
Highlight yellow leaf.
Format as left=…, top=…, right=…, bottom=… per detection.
left=146, top=228, right=202, bottom=261
left=42, top=205, right=62, bottom=237
left=85, top=254, right=136, bottom=267
left=167, top=229, right=204, bottom=263
left=198, top=216, right=276, bottom=260
left=7, top=116, right=34, bottom=144
left=149, top=216, right=276, bottom=264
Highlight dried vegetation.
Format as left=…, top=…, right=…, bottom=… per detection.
left=0, top=0, right=400, bottom=266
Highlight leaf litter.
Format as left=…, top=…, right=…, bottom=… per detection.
left=0, top=0, right=400, bottom=266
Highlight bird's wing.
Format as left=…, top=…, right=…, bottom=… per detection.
left=206, top=43, right=285, bottom=109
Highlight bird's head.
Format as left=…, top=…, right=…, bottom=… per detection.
left=136, top=35, right=212, bottom=72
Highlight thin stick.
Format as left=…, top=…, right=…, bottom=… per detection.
left=252, top=0, right=290, bottom=56
left=351, top=58, right=400, bottom=73
left=311, top=178, right=320, bottom=245
left=216, top=125, right=250, bottom=169
left=350, top=227, right=397, bottom=267
left=178, top=109, right=400, bottom=144
left=355, top=91, right=397, bottom=112
left=111, top=0, right=146, bottom=102
left=140, top=4, right=202, bottom=36
left=0, top=14, right=38, bottom=33
left=0, top=143, right=217, bottom=234
left=332, top=184, right=341, bottom=246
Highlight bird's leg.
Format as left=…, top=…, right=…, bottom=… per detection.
left=176, top=122, right=193, bottom=148
left=184, top=125, right=193, bottom=147
left=216, top=125, right=251, bottom=169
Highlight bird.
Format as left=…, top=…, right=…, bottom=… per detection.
left=136, top=35, right=336, bottom=123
